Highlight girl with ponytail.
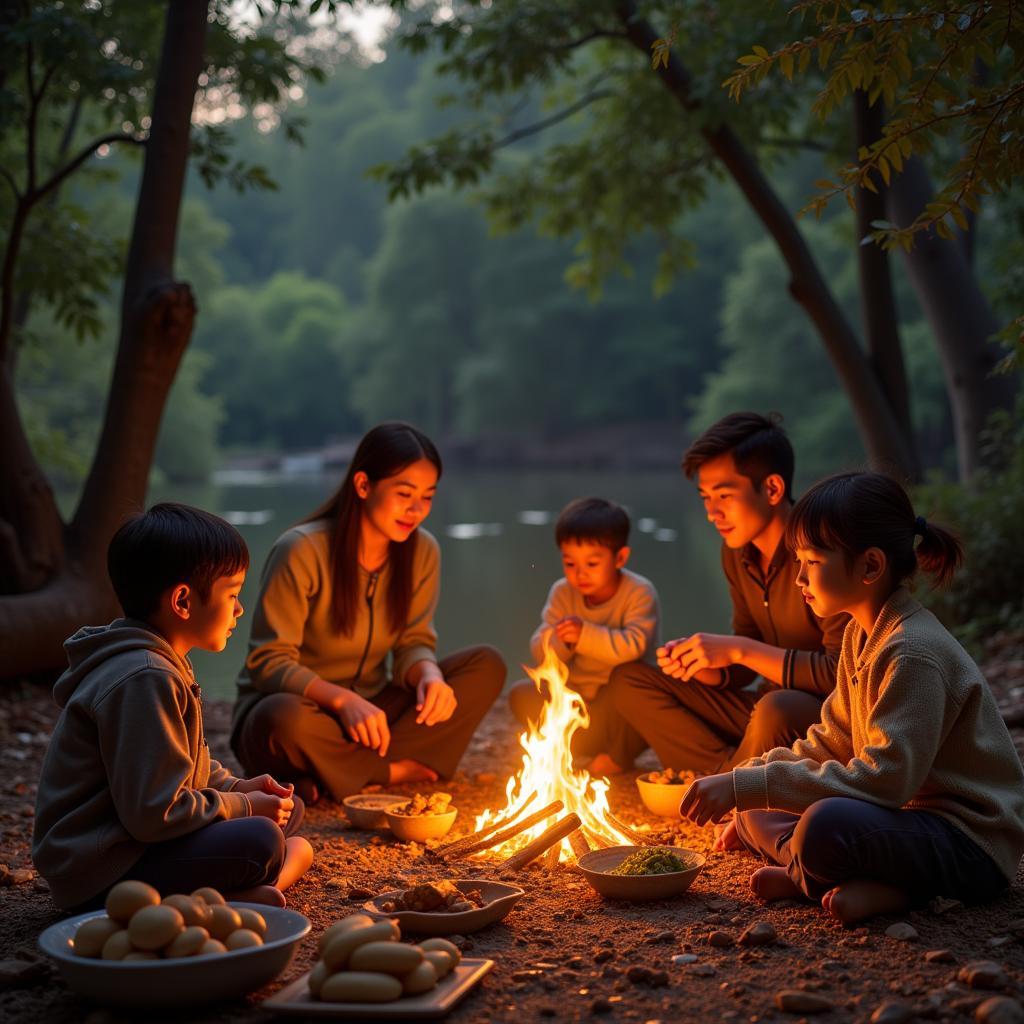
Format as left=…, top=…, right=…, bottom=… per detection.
left=679, top=471, right=1024, bottom=924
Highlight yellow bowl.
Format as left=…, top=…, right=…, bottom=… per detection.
left=636, top=773, right=688, bottom=817
left=385, top=807, right=458, bottom=842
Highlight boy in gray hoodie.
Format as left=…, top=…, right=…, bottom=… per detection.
left=32, top=504, right=314, bottom=910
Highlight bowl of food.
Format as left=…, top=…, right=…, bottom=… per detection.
left=578, top=845, right=704, bottom=901
left=636, top=768, right=696, bottom=817
left=385, top=792, right=458, bottom=842
left=362, top=879, right=524, bottom=936
left=37, top=881, right=310, bottom=1008
left=342, top=793, right=410, bottom=829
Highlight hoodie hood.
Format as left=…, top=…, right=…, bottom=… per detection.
left=54, top=619, right=193, bottom=708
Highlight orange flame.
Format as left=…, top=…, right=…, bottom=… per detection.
left=473, top=643, right=632, bottom=862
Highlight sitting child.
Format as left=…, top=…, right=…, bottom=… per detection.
left=679, top=472, right=1024, bottom=923
left=33, top=503, right=314, bottom=910
left=509, top=497, right=660, bottom=775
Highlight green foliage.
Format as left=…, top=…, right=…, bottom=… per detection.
left=724, top=1, right=1024, bottom=249
left=915, top=388, right=1024, bottom=647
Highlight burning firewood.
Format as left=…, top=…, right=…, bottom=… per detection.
left=437, top=799, right=565, bottom=861
left=431, top=790, right=539, bottom=859
left=606, top=811, right=658, bottom=847
left=498, top=813, right=582, bottom=874
left=568, top=829, right=592, bottom=860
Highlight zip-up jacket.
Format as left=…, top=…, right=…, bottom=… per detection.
left=232, top=521, right=440, bottom=741
left=717, top=538, right=847, bottom=695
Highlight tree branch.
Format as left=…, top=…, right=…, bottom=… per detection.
left=32, top=133, right=145, bottom=205
left=493, top=90, right=614, bottom=150
left=0, top=167, right=20, bottom=200
left=542, top=29, right=627, bottom=53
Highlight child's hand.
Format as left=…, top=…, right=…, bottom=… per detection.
left=555, top=616, right=583, bottom=646
left=658, top=634, right=735, bottom=681
left=678, top=772, right=736, bottom=827
left=236, top=774, right=293, bottom=797
left=248, top=790, right=295, bottom=827
left=714, top=818, right=743, bottom=852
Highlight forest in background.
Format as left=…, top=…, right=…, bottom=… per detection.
left=19, top=19, right=1018, bottom=494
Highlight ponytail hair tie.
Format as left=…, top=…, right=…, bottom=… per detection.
left=914, top=515, right=927, bottom=537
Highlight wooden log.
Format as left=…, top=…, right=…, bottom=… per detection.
left=542, top=842, right=561, bottom=869
left=581, top=827, right=614, bottom=850
left=606, top=811, right=657, bottom=847
left=499, top=813, right=582, bottom=874
left=568, top=828, right=592, bottom=861
left=442, top=800, right=564, bottom=861
left=433, top=790, right=538, bottom=859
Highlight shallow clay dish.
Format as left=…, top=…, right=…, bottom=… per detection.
left=38, top=902, right=310, bottom=1008
left=362, top=879, right=523, bottom=936
left=578, top=845, right=704, bottom=901
left=635, top=773, right=687, bottom=817
left=342, top=793, right=410, bottom=829
left=385, top=807, right=458, bottom=842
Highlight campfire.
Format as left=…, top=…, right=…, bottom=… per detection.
left=436, top=645, right=649, bottom=870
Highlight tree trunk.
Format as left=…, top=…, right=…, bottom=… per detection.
left=887, top=155, right=1015, bottom=481
left=616, top=1, right=918, bottom=480
left=0, top=0, right=209, bottom=680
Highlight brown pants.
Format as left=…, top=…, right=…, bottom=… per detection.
left=507, top=678, right=647, bottom=769
left=232, top=645, right=506, bottom=801
left=606, top=659, right=824, bottom=774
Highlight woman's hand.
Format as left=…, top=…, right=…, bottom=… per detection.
left=334, top=689, right=391, bottom=756
left=235, top=774, right=293, bottom=797
left=678, top=772, right=737, bottom=827
left=416, top=678, right=457, bottom=725
left=658, top=634, right=737, bottom=681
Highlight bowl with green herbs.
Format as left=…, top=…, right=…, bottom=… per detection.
left=577, top=845, right=705, bottom=901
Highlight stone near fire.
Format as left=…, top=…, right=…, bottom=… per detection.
left=707, top=930, right=735, bottom=947
left=739, top=921, right=777, bottom=946
left=959, top=962, right=1008, bottom=991
left=774, top=989, right=834, bottom=1014
left=925, top=949, right=955, bottom=963
left=870, top=1000, right=914, bottom=1024
left=988, top=936, right=1013, bottom=949
left=885, top=922, right=920, bottom=942
left=687, top=963, right=716, bottom=977
left=975, top=996, right=1024, bottom=1024
left=672, top=954, right=698, bottom=966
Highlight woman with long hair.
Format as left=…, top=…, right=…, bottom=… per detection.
left=230, top=422, right=505, bottom=802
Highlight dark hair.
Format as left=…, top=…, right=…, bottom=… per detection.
left=555, top=497, right=630, bottom=552
left=305, top=422, right=442, bottom=636
left=108, top=503, right=250, bottom=619
left=683, top=411, right=794, bottom=499
left=786, top=471, right=963, bottom=589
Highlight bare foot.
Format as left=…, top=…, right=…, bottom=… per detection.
left=587, top=753, right=625, bottom=777
left=822, top=880, right=910, bottom=924
left=227, top=884, right=286, bottom=907
left=388, top=759, right=439, bottom=785
left=714, top=818, right=744, bottom=852
left=750, top=866, right=802, bottom=902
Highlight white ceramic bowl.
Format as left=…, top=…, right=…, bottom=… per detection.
left=38, top=902, right=310, bottom=1008
left=578, top=845, right=705, bottom=901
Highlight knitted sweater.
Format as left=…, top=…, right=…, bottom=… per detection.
left=33, top=621, right=251, bottom=908
left=233, top=521, right=440, bottom=737
left=732, top=588, right=1024, bottom=882
left=530, top=570, right=660, bottom=700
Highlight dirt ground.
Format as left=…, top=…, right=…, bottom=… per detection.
left=2, top=633, right=1024, bottom=1023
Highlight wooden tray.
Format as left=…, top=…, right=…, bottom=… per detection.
left=262, top=958, right=494, bottom=1019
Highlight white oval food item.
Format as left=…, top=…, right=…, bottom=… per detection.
left=402, top=960, right=439, bottom=995
left=165, top=926, right=210, bottom=958
left=73, top=916, right=121, bottom=958
left=162, top=894, right=210, bottom=928
left=101, top=930, right=134, bottom=961
left=207, top=904, right=243, bottom=941
left=191, top=886, right=226, bottom=905
left=236, top=908, right=267, bottom=937
left=122, top=951, right=160, bottom=961
left=308, top=960, right=331, bottom=997
left=423, top=949, right=455, bottom=979
left=319, top=971, right=403, bottom=1003
left=420, top=937, right=461, bottom=966
left=322, top=921, right=399, bottom=971
left=128, top=904, right=184, bottom=951
left=199, top=939, right=228, bottom=955
left=225, top=928, right=264, bottom=950
left=348, top=941, right=423, bottom=976
left=105, top=880, right=161, bottom=924
left=317, top=914, right=376, bottom=954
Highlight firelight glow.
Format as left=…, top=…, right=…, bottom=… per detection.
left=472, top=643, right=632, bottom=861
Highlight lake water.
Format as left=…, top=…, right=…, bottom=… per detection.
left=152, top=469, right=732, bottom=700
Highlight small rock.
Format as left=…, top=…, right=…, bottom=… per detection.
left=448, top=934, right=468, bottom=950
left=594, top=949, right=614, bottom=963
left=959, top=962, right=1008, bottom=991
left=988, top=936, right=1014, bottom=949
left=885, top=922, right=919, bottom=942
left=739, top=921, right=777, bottom=947
left=927, top=895, right=963, bottom=915
left=707, top=930, right=735, bottom=947
left=871, top=1001, right=914, bottom=1024
left=10, top=868, right=33, bottom=885
left=0, top=960, right=48, bottom=991
left=646, top=930, right=675, bottom=944
left=688, top=964, right=716, bottom=977
left=976, top=996, right=1024, bottom=1023
left=625, top=965, right=668, bottom=987
left=566, top=956, right=586, bottom=969
left=347, top=886, right=373, bottom=900
left=924, top=949, right=955, bottom=963
left=601, top=965, right=621, bottom=978
left=324, top=877, right=349, bottom=889
left=672, top=954, right=698, bottom=966
left=591, top=997, right=612, bottom=1015
left=775, top=990, right=834, bottom=1014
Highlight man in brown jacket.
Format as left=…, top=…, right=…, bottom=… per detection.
left=608, top=413, right=847, bottom=774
